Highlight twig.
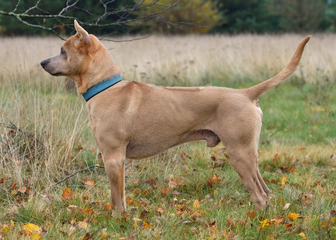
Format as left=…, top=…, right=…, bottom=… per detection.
left=1, top=121, right=44, bottom=147
left=0, top=0, right=183, bottom=41
left=53, top=165, right=105, bottom=186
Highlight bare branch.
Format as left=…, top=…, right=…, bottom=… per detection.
left=0, top=0, right=184, bottom=41
left=102, top=34, right=152, bottom=43
left=53, top=165, right=105, bottom=186
left=13, top=0, right=21, bottom=13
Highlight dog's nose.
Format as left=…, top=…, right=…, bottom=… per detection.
left=40, top=60, right=47, bottom=68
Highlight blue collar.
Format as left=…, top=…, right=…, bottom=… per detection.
left=82, top=74, right=122, bottom=102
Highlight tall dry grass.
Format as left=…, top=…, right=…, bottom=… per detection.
left=1, top=34, right=336, bottom=86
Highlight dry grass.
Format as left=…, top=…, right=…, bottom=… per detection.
left=0, top=35, right=335, bottom=239
left=1, top=34, right=336, bottom=85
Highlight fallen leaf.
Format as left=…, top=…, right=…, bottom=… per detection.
left=97, top=232, right=109, bottom=239
left=22, top=223, right=42, bottom=239
left=260, top=219, right=270, bottom=228
left=281, top=176, right=287, bottom=186
left=30, top=233, right=42, bottom=240
left=193, top=199, right=200, bottom=209
left=299, top=232, right=307, bottom=239
left=144, top=178, right=157, bottom=187
left=283, top=203, right=291, bottom=210
left=61, top=188, right=73, bottom=200
left=142, top=221, right=152, bottom=229
left=161, top=187, right=170, bottom=197
left=81, top=207, right=94, bottom=215
left=285, top=223, right=293, bottom=229
left=76, top=146, right=83, bottom=151
left=84, top=179, right=94, bottom=188
left=288, top=212, right=300, bottom=221
left=82, top=233, right=91, bottom=240
left=273, top=153, right=279, bottom=161
left=126, top=197, right=135, bottom=205
left=157, top=207, right=164, bottom=214
left=77, top=221, right=88, bottom=230
left=22, top=223, right=41, bottom=232
left=18, top=186, right=27, bottom=194
left=246, top=211, right=256, bottom=219
left=211, top=175, right=220, bottom=182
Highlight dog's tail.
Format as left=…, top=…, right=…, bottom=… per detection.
left=244, top=36, right=311, bottom=100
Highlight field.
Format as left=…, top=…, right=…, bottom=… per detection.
left=0, top=35, right=335, bottom=239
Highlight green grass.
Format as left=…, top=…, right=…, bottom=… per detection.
left=0, top=76, right=335, bottom=239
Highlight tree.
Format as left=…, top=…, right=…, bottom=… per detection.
left=320, top=0, right=336, bottom=32
left=213, top=0, right=280, bottom=33
left=0, top=0, right=181, bottom=39
left=270, top=0, right=327, bottom=32
left=136, top=0, right=222, bottom=34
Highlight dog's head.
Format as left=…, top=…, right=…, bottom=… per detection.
left=41, top=20, right=119, bottom=94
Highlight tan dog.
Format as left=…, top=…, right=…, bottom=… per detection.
left=41, top=20, right=310, bottom=213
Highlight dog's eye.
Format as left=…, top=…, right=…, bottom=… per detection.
left=60, top=48, right=66, bottom=56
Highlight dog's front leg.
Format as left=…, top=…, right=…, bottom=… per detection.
left=103, top=149, right=126, bottom=214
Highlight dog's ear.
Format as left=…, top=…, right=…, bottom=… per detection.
left=74, top=20, right=91, bottom=44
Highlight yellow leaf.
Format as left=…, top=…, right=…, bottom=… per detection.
left=193, top=199, right=200, bottom=209
left=142, top=221, right=152, bottom=229
left=30, top=233, right=42, bottom=240
left=281, top=176, right=287, bottom=186
left=299, top=232, right=307, bottom=239
left=22, top=223, right=41, bottom=232
left=2, top=226, right=10, bottom=233
left=97, top=232, right=109, bottom=239
left=288, top=212, right=300, bottom=221
left=10, top=220, right=14, bottom=227
left=260, top=219, right=270, bottom=228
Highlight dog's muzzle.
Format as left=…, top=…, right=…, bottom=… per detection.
left=40, top=59, right=49, bottom=69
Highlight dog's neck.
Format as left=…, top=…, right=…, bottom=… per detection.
left=74, top=46, right=121, bottom=94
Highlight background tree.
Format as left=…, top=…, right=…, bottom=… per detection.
left=213, top=0, right=279, bottom=33
left=136, top=0, right=222, bottom=34
left=270, top=0, right=327, bottom=32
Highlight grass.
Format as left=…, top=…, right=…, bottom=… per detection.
left=0, top=35, right=335, bottom=239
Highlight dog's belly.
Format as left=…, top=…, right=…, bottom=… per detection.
left=125, top=129, right=220, bottom=159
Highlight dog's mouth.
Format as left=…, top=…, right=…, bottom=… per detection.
left=51, top=72, right=63, bottom=76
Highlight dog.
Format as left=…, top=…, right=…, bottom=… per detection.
left=41, top=20, right=310, bottom=213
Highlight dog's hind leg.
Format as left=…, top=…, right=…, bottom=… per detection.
left=225, top=144, right=269, bottom=210
left=217, top=105, right=269, bottom=209
left=102, top=147, right=126, bottom=214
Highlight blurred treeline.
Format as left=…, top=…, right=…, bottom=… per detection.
left=1, top=0, right=336, bottom=35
